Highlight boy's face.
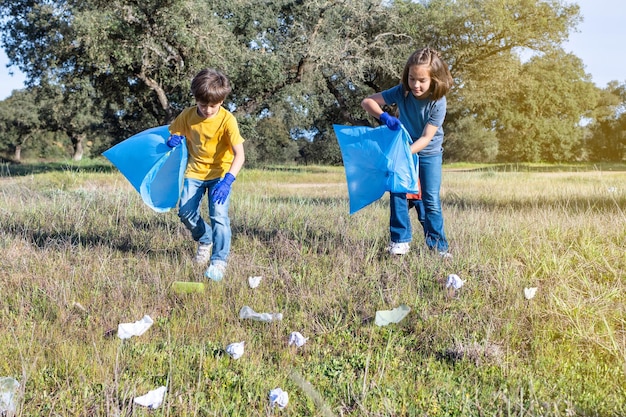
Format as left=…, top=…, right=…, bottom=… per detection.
left=196, top=100, right=223, bottom=119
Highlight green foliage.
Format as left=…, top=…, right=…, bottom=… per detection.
left=586, top=82, right=626, bottom=161
left=0, top=0, right=609, bottom=164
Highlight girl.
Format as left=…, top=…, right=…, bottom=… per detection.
left=361, top=47, right=453, bottom=258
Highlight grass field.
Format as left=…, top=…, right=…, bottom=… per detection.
left=0, top=161, right=625, bottom=416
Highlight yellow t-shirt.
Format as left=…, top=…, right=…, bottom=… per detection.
left=169, top=106, right=245, bottom=181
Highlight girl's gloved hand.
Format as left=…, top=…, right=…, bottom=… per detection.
left=167, top=134, right=185, bottom=147
left=379, top=112, right=401, bottom=131
left=211, top=173, right=236, bottom=204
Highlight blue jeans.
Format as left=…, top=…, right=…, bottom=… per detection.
left=178, top=178, right=232, bottom=262
left=389, top=152, right=448, bottom=252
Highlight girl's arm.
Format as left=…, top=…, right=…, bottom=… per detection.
left=410, top=124, right=438, bottom=154
left=361, top=93, right=386, bottom=118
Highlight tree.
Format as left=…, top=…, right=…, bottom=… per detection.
left=494, top=51, right=596, bottom=162
left=586, top=82, right=626, bottom=161
left=37, top=80, right=102, bottom=160
left=252, top=117, right=299, bottom=164
left=0, top=89, right=41, bottom=161
left=1, top=0, right=596, bottom=163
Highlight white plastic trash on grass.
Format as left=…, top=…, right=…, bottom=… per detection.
left=248, top=276, right=262, bottom=288
left=117, top=315, right=154, bottom=339
left=446, top=274, right=465, bottom=290
left=524, top=287, right=538, bottom=300
left=269, top=387, right=289, bottom=408
left=0, top=377, right=20, bottom=416
left=375, top=304, right=411, bottom=327
left=133, top=386, right=166, bottom=409
left=288, top=332, right=308, bottom=347
left=239, top=306, right=283, bottom=322
left=226, top=342, right=245, bottom=359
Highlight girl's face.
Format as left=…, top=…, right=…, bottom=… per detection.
left=408, top=65, right=432, bottom=99
left=196, top=100, right=223, bottom=119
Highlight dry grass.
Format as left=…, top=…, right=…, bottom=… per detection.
left=0, top=162, right=625, bottom=416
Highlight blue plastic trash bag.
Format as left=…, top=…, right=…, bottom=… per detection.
left=333, top=125, right=418, bottom=215
left=103, top=125, right=188, bottom=212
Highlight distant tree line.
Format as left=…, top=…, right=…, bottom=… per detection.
left=0, top=0, right=624, bottom=164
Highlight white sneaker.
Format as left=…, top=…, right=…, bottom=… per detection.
left=205, top=260, right=227, bottom=282
left=388, top=241, right=410, bottom=255
left=438, top=251, right=453, bottom=260
left=193, top=243, right=212, bottom=264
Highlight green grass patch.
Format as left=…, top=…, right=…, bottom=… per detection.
left=0, top=163, right=624, bottom=416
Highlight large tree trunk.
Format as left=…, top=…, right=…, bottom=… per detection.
left=13, top=145, right=21, bottom=162
left=71, top=133, right=85, bottom=161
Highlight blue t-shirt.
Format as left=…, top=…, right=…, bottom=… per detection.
left=381, top=84, right=446, bottom=155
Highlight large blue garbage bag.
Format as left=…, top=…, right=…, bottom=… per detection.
left=333, top=125, right=418, bottom=215
left=103, top=125, right=188, bottom=213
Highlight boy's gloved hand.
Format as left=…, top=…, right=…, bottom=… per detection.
left=167, top=134, right=185, bottom=147
left=211, top=173, right=236, bottom=204
left=379, top=112, right=401, bottom=131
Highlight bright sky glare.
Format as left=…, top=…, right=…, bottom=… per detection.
left=0, top=0, right=625, bottom=100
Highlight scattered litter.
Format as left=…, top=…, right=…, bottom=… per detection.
left=446, top=274, right=465, bottom=290
left=172, top=281, right=205, bottom=294
left=269, top=387, right=289, bottom=408
left=607, top=186, right=617, bottom=193
left=133, top=386, right=167, bottom=408
left=226, top=341, right=245, bottom=359
left=524, top=287, right=538, bottom=300
left=375, top=304, right=411, bottom=326
left=0, top=377, right=20, bottom=415
left=248, top=276, right=262, bottom=288
left=72, top=301, right=88, bottom=313
left=290, top=371, right=334, bottom=417
left=117, top=315, right=154, bottom=339
left=239, top=306, right=283, bottom=322
left=288, top=332, right=308, bottom=347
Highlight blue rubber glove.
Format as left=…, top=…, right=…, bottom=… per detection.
left=167, top=134, right=185, bottom=147
left=379, top=112, right=401, bottom=131
left=211, top=173, right=236, bottom=204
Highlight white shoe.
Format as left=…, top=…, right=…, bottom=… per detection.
left=388, top=242, right=410, bottom=255
left=205, top=260, right=227, bottom=282
left=438, top=251, right=453, bottom=260
left=193, top=243, right=212, bottom=264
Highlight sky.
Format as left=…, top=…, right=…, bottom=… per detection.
left=0, top=0, right=625, bottom=101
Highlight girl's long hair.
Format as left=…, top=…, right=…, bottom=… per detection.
left=401, top=47, right=453, bottom=101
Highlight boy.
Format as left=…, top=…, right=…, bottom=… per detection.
left=167, top=68, right=245, bottom=281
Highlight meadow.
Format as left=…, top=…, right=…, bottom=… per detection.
left=0, top=161, right=624, bottom=416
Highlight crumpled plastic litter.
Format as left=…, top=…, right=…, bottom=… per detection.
left=375, top=304, right=411, bottom=326
left=133, top=386, right=167, bottom=408
left=524, top=287, right=538, bottom=300
left=117, top=315, right=154, bottom=339
left=288, top=332, right=308, bottom=347
left=446, top=274, right=465, bottom=290
left=248, top=276, right=262, bottom=289
left=239, top=306, right=283, bottom=322
left=0, top=377, right=20, bottom=415
left=226, top=341, right=245, bottom=359
left=269, top=387, right=289, bottom=408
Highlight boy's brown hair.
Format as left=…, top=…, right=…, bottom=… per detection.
left=191, top=69, right=232, bottom=104
left=401, top=47, right=453, bottom=101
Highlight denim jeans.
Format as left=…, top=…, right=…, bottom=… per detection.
left=389, top=152, right=448, bottom=252
left=178, top=178, right=232, bottom=262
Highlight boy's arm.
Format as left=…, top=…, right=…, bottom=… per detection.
left=228, top=143, right=245, bottom=177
